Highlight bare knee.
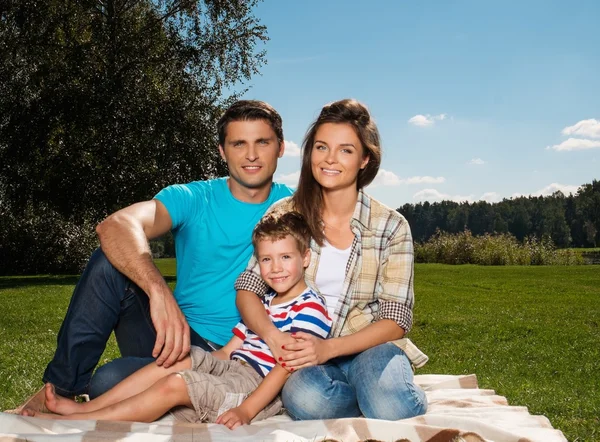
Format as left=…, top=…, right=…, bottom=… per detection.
left=158, top=373, right=191, bottom=407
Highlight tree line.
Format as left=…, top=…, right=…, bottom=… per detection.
left=397, top=180, right=600, bottom=248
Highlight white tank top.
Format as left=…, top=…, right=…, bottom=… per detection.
left=315, top=240, right=352, bottom=316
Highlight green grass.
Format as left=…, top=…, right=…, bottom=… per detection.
left=1, top=262, right=598, bottom=441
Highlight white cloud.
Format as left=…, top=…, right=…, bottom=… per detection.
left=413, top=189, right=504, bottom=203
left=408, top=113, right=447, bottom=127
left=283, top=140, right=301, bottom=157
left=371, top=169, right=402, bottom=186
left=547, top=138, right=600, bottom=152
left=467, top=158, right=485, bottom=165
left=276, top=171, right=300, bottom=187
left=412, top=189, right=474, bottom=203
left=403, top=176, right=446, bottom=184
left=513, top=183, right=580, bottom=198
left=533, top=183, right=580, bottom=197
left=561, top=119, right=600, bottom=139
left=481, top=192, right=501, bottom=203
left=370, top=169, right=445, bottom=187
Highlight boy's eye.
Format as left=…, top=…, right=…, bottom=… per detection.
left=282, top=255, right=291, bottom=259
left=260, top=257, right=270, bottom=262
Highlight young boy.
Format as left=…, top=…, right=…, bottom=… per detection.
left=22, top=212, right=331, bottom=430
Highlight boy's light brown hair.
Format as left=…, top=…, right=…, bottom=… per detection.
left=252, top=211, right=311, bottom=255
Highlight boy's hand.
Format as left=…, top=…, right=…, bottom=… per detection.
left=216, top=406, right=252, bottom=430
left=264, top=330, right=296, bottom=371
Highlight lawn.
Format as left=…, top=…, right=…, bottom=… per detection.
left=0, top=262, right=598, bottom=441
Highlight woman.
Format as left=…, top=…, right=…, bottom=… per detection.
left=235, top=99, right=427, bottom=421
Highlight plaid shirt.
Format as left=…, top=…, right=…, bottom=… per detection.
left=234, top=190, right=415, bottom=337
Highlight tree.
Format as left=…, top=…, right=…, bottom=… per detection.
left=0, top=0, right=268, bottom=273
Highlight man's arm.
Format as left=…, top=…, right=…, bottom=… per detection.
left=216, top=365, right=289, bottom=430
left=96, top=199, right=190, bottom=368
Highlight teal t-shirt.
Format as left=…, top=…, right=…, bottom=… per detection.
left=154, top=177, right=293, bottom=345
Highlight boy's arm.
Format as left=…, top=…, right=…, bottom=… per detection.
left=211, top=335, right=244, bottom=361
left=216, top=365, right=289, bottom=429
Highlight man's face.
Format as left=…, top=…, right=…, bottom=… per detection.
left=219, top=119, right=284, bottom=196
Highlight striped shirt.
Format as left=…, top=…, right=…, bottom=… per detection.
left=234, top=190, right=415, bottom=338
left=230, top=288, right=332, bottom=377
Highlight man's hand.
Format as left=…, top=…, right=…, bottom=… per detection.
left=279, top=332, right=333, bottom=369
left=264, top=330, right=297, bottom=371
left=149, top=287, right=191, bottom=367
left=216, top=406, right=252, bottom=430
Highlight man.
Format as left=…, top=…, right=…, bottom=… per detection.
left=11, top=100, right=293, bottom=412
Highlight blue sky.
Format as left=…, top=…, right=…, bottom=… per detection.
left=241, top=0, right=600, bottom=208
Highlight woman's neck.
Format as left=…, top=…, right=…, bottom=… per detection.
left=321, top=187, right=359, bottom=224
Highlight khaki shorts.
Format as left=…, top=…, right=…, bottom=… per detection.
left=170, top=347, right=282, bottom=423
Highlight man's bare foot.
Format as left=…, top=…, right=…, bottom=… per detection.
left=44, top=383, right=82, bottom=415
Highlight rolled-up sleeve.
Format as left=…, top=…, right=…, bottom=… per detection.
left=234, top=255, right=269, bottom=296
left=377, top=218, right=414, bottom=333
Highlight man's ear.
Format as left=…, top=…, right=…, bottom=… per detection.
left=303, top=249, right=311, bottom=268
left=218, top=145, right=227, bottom=162
left=278, top=140, right=285, bottom=158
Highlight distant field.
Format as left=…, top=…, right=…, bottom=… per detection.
left=1, top=262, right=598, bottom=441
left=568, top=247, right=600, bottom=253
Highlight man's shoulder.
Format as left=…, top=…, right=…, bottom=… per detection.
left=157, top=177, right=225, bottom=197
left=270, top=182, right=294, bottom=199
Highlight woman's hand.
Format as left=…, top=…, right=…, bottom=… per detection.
left=279, top=332, right=334, bottom=369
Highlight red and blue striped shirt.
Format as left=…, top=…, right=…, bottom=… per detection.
left=230, top=288, right=332, bottom=377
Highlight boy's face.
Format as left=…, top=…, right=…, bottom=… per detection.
left=256, top=235, right=310, bottom=297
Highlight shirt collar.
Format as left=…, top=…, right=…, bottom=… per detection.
left=351, top=189, right=371, bottom=231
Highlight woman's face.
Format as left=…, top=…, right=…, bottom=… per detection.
left=310, top=123, right=370, bottom=192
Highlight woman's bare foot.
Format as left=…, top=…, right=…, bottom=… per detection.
left=44, top=383, right=82, bottom=415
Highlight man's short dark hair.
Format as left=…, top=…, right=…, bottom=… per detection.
left=217, top=100, right=284, bottom=146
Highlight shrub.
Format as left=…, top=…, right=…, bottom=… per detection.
left=414, top=230, right=584, bottom=266
left=0, top=202, right=98, bottom=275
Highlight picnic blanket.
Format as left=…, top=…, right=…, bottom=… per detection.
left=0, top=374, right=566, bottom=442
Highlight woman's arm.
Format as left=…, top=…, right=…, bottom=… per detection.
left=282, top=319, right=403, bottom=367
left=283, top=215, right=415, bottom=368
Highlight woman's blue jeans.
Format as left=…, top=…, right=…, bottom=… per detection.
left=42, top=248, right=215, bottom=398
left=281, top=343, right=427, bottom=420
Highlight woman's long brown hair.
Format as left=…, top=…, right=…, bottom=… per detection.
left=292, top=99, right=382, bottom=245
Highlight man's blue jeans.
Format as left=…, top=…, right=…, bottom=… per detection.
left=281, top=343, right=427, bottom=420
left=42, top=248, right=215, bottom=398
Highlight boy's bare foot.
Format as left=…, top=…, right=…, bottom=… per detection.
left=44, top=383, right=82, bottom=415
left=20, top=408, right=60, bottom=420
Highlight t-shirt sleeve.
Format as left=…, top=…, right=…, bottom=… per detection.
left=232, top=321, right=248, bottom=341
left=154, top=183, right=204, bottom=230
left=289, top=293, right=332, bottom=339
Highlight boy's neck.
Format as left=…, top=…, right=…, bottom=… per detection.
left=271, top=281, right=308, bottom=305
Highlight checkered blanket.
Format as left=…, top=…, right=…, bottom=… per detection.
left=0, top=374, right=566, bottom=442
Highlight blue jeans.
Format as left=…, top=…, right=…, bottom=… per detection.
left=281, top=343, right=427, bottom=420
left=42, top=248, right=216, bottom=398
